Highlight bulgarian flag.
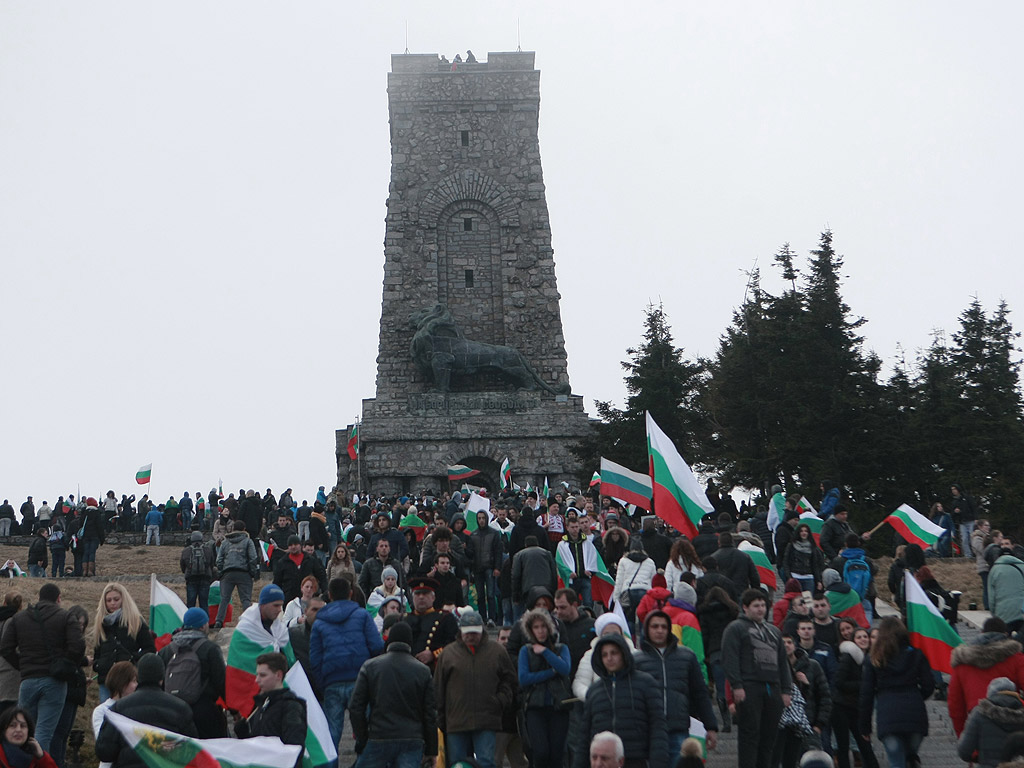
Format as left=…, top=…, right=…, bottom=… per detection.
left=149, top=575, right=186, bottom=650
left=206, top=581, right=233, bottom=627
left=904, top=571, right=963, bottom=674
left=464, top=492, right=491, bottom=532
left=447, top=464, right=480, bottom=482
left=225, top=604, right=295, bottom=716
left=347, top=424, right=359, bottom=460
left=284, top=663, right=338, bottom=768
left=500, top=458, right=512, bottom=490
left=886, top=504, right=943, bottom=549
left=826, top=586, right=869, bottom=629
left=259, top=540, right=275, bottom=565
left=799, top=512, right=824, bottom=547
left=797, top=496, right=818, bottom=516
left=136, top=464, right=152, bottom=485
left=645, top=412, right=713, bottom=538
left=1, top=561, right=27, bottom=577
left=766, top=491, right=786, bottom=531
left=399, top=512, right=427, bottom=541
left=542, top=477, right=549, bottom=501
left=738, top=541, right=777, bottom=591
left=688, top=717, right=708, bottom=759
left=589, top=471, right=601, bottom=488
left=102, top=710, right=301, bottom=768
left=555, top=538, right=615, bottom=607
left=599, top=457, right=653, bottom=510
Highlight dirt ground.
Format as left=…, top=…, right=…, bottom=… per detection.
left=873, top=555, right=983, bottom=609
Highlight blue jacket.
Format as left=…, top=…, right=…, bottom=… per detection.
left=310, top=599, right=383, bottom=686
left=145, top=509, right=163, bottom=527
left=820, top=488, right=840, bottom=518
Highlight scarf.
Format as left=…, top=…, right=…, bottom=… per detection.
left=103, top=608, right=123, bottom=628
left=2, top=742, right=32, bottom=768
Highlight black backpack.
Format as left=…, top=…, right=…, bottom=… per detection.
left=186, top=543, right=210, bottom=579
left=163, top=640, right=204, bottom=704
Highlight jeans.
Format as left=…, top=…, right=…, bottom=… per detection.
left=182, top=510, right=193, bottom=530
left=880, top=732, right=924, bottom=768
left=146, top=524, right=161, bottom=545
left=29, top=565, right=46, bottom=578
left=356, top=738, right=424, bottom=768
left=50, top=700, right=77, bottom=768
left=960, top=522, right=976, bottom=557
left=794, top=576, right=816, bottom=592
left=324, top=681, right=356, bottom=752
left=297, top=521, right=310, bottom=542
left=215, top=571, right=253, bottom=626
left=474, top=571, right=499, bottom=622
left=0, top=519, right=10, bottom=536
left=571, top=576, right=592, bottom=608
left=50, top=551, right=66, bottom=577
left=186, top=577, right=212, bottom=610
left=19, top=676, right=68, bottom=753
left=446, top=730, right=496, bottom=768
left=80, top=537, right=99, bottom=564
left=501, top=597, right=515, bottom=626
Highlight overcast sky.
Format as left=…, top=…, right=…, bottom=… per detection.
left=2, top=2, right=1022, bottom=508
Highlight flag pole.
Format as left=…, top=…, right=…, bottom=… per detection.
left=356, top=416, right=362, bottom=495
left=864, top=517, right=889, bottom=538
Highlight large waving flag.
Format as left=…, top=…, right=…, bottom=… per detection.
left=102, top=710, right=301, bottom=768
left=499, top=458, right=512, bottom=490
left=904, top=571, right=963, bottom=674
left=886, top=504, right=943, bottom=549
left=797, top=496, right=818, bottom=517
left=599, top=457, right=653, bottom=510
left=464, top=493, right=491, bottom=532
left=135, top=464, right=152, bottom=485
left=447, top=464, right=480, bottom=482
left=285, top=663, right=338, bottom=768
left=149, top=575, right=187, bottom=650
left=645, top=412, right=713, bottom=538
left=225, top=604, right=295, bottom=716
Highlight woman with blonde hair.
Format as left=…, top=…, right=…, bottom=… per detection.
left=92, top=583, right=154, bottom=701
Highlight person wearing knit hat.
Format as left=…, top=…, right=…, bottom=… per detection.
left=95, top=653, right=198, bottom=765
left=349, top=618, right=438, bottom=766
left=182, top=607, right=209, bottom=630
left=367, top=566, right=407, bottom=629
left=573, top=614, right=630, bottom=700
left=260, top=583, right=285, bottom=606
left=158, top=607, right=228, bottom=738
left=957, top=676, right=1024, bottom=768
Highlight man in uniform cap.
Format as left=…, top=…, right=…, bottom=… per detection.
left=404, top=576, right=459, bottom=668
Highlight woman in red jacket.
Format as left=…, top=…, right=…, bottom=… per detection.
left=0, top=708, right=57, bottom=768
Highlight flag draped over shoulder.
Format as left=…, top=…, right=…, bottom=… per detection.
left=767, top=492, right=786, bottom=532
left=225, top=605, right=295, bottom=716
left=886, top=504, right=943, bottom=549
left=284, top=663, right=337, bottom=768
left=399, top=513, right=427, bottom=541
left=738, top=541, right=776, bottom=591
left=149, top=575, right=186, bottom=650
left=904, top=572, right=962, bottom=674
left=645, top=412, right=713, bottom=538
left=598, top=457, right=652, bottom=510
left=826, top=586, right=868, bottom=628
left=102, top=709, right=301, bottom=768
left=555, top=537, right=615, bottom=607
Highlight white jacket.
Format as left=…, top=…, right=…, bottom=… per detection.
left=613, top=553, right=657, bottom=604
left=664, top=560, right=704, bottom=595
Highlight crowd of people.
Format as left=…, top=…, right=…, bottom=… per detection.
left=0, top=479, right=1023, bottom=768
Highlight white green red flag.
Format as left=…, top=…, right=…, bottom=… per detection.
left=688, top=717, right=708, bottom=759
left=542, top=477, right=549, bottom=500
left=136, top=464, right=152, bottom=485
left=797, top=496, right=817, bottom=516
left=447, top=464, right=480, bottom=482
left=589, top=471, right=601, bottom=488
left=102, top=709, right=302, bottom=768
left=258, top=540, right=275, bottom=565
left=555, top=539, right=615, bottom=607
left=645, top=412, right=713, bottom=538
left=798, top=512, right=824, bottom=547
left=886, top=504, right=943, bottom=549
left=284, top=663, right=338, bottom=768
left=347, top=424, right=359, bottom=460
left=399, top=513, right=427, bottom=541
left=904, top=571, right=962, bottom=674
left=1, top=561, right=27, bottom=577
left=609, top=597, right=634, bottom=644
left=826, top=586, right=868, bottom=628
left=149, top=575, right=186, bottom=650
left=767, top=491, right=786, bottom=531
left=738, top=541, right=777, bottom=591
left=225, top=604, right=295, bottom=716
left=464, top=493, right=491, bottom=532
left=500, top=458, right=512, bottom=490
left=599, top=457, right=653, bottom=510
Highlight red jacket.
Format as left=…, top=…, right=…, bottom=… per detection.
left=948, top=634, right=1024, bottom=734
left=773, top=588, right=802, bottom=629
left=0, top=749, right=57, bottom=768
left=636, top=587, right=672, bottom=624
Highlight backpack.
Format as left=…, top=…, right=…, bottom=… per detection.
left=843, top=555, right=872, bottom=599
left=186, top=543, right=210, bottom=579
left=163, top=640, right=204, bottom=704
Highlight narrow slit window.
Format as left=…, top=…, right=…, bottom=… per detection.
left=465, top=269, right=474, bottom=288
left=461, top=130, right=470, bottom=146
left=463, top=217, right=473, bottom=231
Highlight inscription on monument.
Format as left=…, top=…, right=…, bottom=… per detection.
left=409, top=392, right=542, bottom=413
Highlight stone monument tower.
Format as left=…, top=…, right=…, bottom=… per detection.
left=336, top=51, right=591, bottom=494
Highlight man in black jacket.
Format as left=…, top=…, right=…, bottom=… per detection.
left=273, top=535, right=327, bottom=602
left=470, top=510, right=503, bottom=626
left=0, top=582, right=85, bottom=752
left=234, top=652, right=307, bottom=768
left=96, top=654, right=197, bottom=768
left=708, top=533, right=759, bottom=592
left=350, top=621, right=437, bottom=767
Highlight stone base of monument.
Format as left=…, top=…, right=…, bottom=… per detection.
left=338, top=391, right=593, bottom=494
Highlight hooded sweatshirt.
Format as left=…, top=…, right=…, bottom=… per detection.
left=949, top=633, right=1024, bottom=734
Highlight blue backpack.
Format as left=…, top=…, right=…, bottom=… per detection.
left=843, top=555, right=872, bottom=599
